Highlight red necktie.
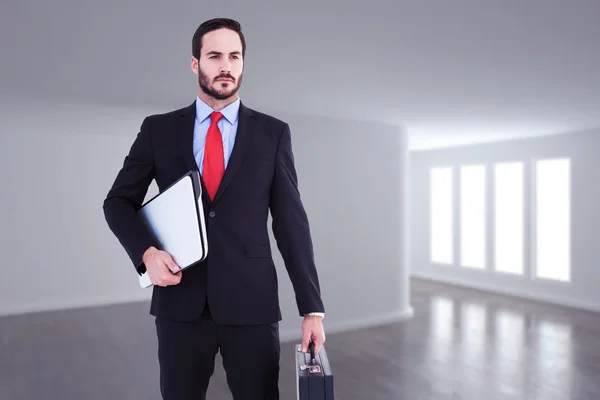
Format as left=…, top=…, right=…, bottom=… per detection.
left=203, top=111, right=224, bottom=200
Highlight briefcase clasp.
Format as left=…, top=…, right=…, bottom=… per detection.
left=300, top=364, right=321, bottom=373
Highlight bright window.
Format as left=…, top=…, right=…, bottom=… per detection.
left=430, top=167, right=453, bottom=264
left=535, top=158, right=570, bottom=281
left=460, top=165, right=486, bottom=269
left=494, top=162, right=524, bottom=274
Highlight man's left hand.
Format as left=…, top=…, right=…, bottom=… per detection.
left=301, top=315, right=326, bottom=355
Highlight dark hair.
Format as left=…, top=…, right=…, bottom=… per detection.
left=192, top=18, right=246, bottom=59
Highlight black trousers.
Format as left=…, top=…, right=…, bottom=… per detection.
left=155, top=300, right=280, bottom=400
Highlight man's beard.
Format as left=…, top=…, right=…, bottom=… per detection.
left=198, top=68, right=242, bottom=100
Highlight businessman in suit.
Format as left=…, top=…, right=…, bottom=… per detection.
left=103, top=17, right=326, bottom=400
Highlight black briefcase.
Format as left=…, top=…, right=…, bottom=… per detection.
left=295, top=341, right=334, bottom=399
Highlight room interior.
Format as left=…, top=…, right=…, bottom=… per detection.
left=1, top=0, right=600, bottom=399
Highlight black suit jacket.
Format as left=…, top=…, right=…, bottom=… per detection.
left=103, top=101, right=324, bottom=325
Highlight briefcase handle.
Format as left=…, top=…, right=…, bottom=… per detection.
left=309, top=339, right=316, bottom=364
left=298, top=339, right=322, bottom=374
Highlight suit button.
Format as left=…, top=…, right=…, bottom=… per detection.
left=209, top=211, right=216, bottom=218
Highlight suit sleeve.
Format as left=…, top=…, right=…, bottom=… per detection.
left=269, top=123, right=325, bottom=317
left=103, top=117, right=158, bottom=274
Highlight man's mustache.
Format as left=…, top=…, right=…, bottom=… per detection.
left=215, top=74, right=235, bottom=82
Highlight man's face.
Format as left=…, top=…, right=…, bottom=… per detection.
left=192, top=28, right=244, bottom=100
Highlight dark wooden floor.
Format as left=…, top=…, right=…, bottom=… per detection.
left=310, top=277, right=600, bottom=400
left=2, top=278, right=600, bottom=399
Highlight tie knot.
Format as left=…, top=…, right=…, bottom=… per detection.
left=210, top=111, right=223, bottom=123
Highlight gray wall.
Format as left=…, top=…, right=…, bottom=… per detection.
left=0, top=94, right=412, bottom=340
left=3, top=0, right=600, bottom=138
left=410, top=129, right=600, bottom=312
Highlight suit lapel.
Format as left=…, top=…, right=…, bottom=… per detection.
left=211, top=102, right=256, bottom=204
left=178, top=101, right=212, bottom=205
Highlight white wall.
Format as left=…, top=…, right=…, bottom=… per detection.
left=0, top=95, right=412, bottom=340
left=0, top=95, right=158, bottom=312
left=410, top=129, right=600, bottom=312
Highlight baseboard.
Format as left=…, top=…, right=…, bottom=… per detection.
left=411, top=270, right=600, bottom=314
left=279, top=306, right=415, bottom=343
left=0, top=291, right=151, bottom=318
left=1, top=295, right=416, bottom=344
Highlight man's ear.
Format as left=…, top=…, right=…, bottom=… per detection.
left=190, top=56, right=198, bottom=74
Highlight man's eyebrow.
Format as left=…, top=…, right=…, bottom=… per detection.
left=206, top=50, right=241, bottom=55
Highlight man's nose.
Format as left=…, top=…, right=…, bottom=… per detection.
left=219, top=63, right=231, bottom=73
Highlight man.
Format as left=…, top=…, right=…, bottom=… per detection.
left=102, top=17, right=326, bottom=400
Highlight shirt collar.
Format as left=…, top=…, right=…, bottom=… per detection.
left=195, top=96, right=240, bottom=125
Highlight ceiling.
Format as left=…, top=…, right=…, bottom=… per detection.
left=2, top=0, right=599, bottom=149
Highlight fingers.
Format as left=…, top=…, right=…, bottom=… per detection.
left=149, top=252, right=182, bottom=287
left=158, top=264, right=181, bottom=285
left=311, top=338, right=322, bottom=355
left=164, top=254, right=181, bottom=274
left=306, top=332, right=325, bottom=355
left=153, top=272, right=181, bottom=287
left=301, top=333, right=311, bottom=353
left=300, top=332, right=325, bottom=355
left=164, top=270, right=182, bottom=284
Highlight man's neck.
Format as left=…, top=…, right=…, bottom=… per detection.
left=197, top=91, right=238, bottom=111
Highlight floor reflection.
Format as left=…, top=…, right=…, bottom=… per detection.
left=418, top=282, right=585, bottom=400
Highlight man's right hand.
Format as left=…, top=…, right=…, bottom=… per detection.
left=142, top=246, right=182, bottom=286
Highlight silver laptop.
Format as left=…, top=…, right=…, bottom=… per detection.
left=136, top=170, right=208, bottom=288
